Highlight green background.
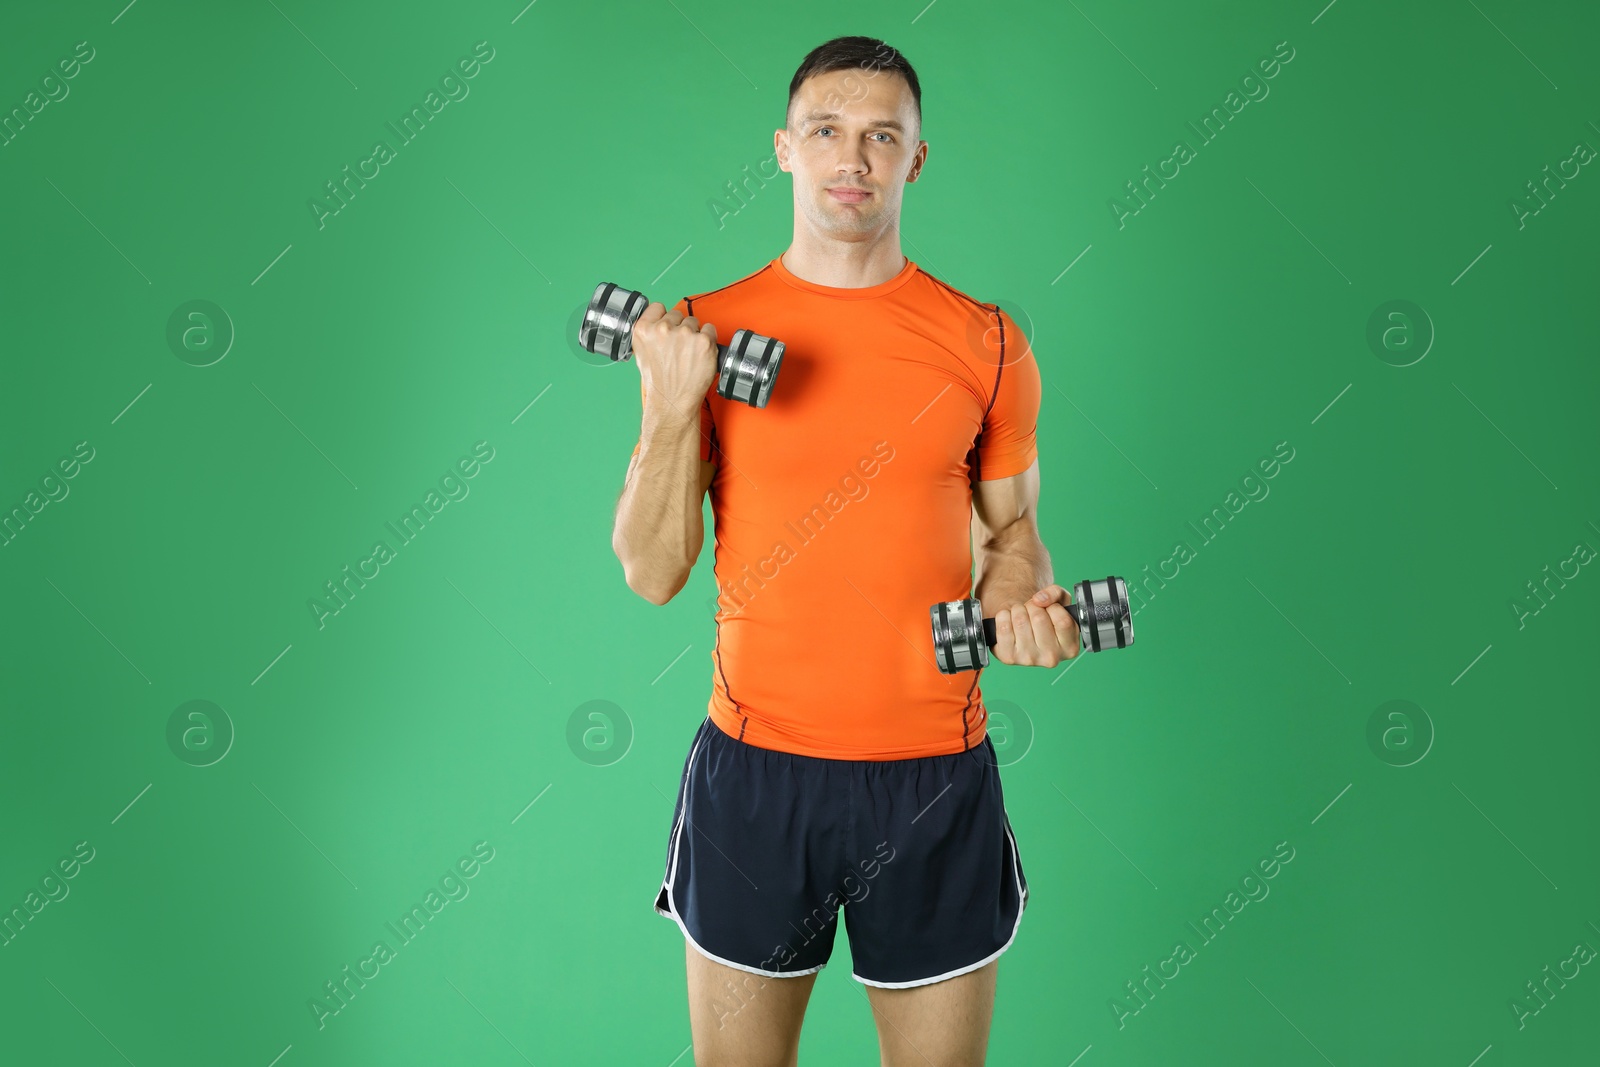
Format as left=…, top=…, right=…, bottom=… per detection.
left=2, top=0, right=1596, bottom=1063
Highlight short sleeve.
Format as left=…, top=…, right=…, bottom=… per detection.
left=631, top=296, right=714, bottom=463
left=973, top=308, right=1041, bottom=480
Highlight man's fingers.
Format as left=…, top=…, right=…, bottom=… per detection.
left=1025, top=602, right=1060, bottom=659
left=1044, top=602, right=1081, bottom=659
left=991, top=600, right=1081, bottom=666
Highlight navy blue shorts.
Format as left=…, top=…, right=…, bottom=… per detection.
left=654, top=715, right=1028, bottom=988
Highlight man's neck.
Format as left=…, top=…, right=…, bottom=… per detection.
left=780, top=240, right=907, bottom=289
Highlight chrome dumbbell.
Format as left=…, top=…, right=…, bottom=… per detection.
left=579, top=282, right=785, bottom=408
left=929, top=576, right=1134, bottom=674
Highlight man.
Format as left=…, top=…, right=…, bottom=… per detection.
left=612, top=35, right=1080, bottom=1067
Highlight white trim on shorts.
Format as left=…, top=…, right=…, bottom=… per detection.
left=654, top=719, right=828, bottom=980
left=851, top=807, right=1028, bottom=989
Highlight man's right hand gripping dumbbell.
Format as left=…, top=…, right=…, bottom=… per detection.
left=580, top=282, right=785, bottom=407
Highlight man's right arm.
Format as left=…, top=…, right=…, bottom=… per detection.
left=611, top=300, right=720, bottom=605
left=613, top=406, right=714, bottom=604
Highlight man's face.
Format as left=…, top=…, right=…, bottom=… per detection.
left=776, top=68, right=927, bottom=241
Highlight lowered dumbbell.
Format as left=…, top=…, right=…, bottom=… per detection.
left=579, top=282, right=785, bottom=408
left=929, top=576, right=1134, bottom=674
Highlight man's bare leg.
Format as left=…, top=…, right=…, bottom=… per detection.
left=863, top=958, right=998, bottom=1067
left=686, top=941, right=819, bottom=1067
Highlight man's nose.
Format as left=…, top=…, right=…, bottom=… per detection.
left=835, top=150, right=867, bottom=175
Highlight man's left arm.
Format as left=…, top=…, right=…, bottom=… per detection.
left=972, top=460, right=1081, bottom=666
left=967, top=305, right=1077, bottom=667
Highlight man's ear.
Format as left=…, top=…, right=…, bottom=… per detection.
left=774, top=129, right=791, bottom=172
left=908, top=141, right=928, bottom=182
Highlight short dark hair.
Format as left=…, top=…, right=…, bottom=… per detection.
left=787, top=36, right=921, bottom=133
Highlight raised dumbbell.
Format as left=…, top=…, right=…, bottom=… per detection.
left=580, top=282, right=785, bottom=408
left=929, top=576, right=1134, bottom=674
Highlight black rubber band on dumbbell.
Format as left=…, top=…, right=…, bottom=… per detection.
left=588, top=283, right=617, bottom=356
left=933, top=600, right=953, bottom=670
left=723, top=331, right=752, bottom=399
left=750, top=335, right=780, bottom=403
left=1080, top=579, right=1102, bottom=653
left=619, top=288, right=648, bottom=361
left=1105, top=575, right=1127, bottom=648
left=962, top=598, right=985, bottom=668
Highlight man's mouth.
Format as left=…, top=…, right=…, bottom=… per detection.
left=827, top=187, right=871, bottom=203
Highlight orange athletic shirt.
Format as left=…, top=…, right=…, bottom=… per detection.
left=632, top=254, right=1041, bottom=760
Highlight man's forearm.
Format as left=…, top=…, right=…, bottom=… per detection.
left=973, top=518, right=1053, bottom=619
left=612, top=402, right=705, bottom=604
